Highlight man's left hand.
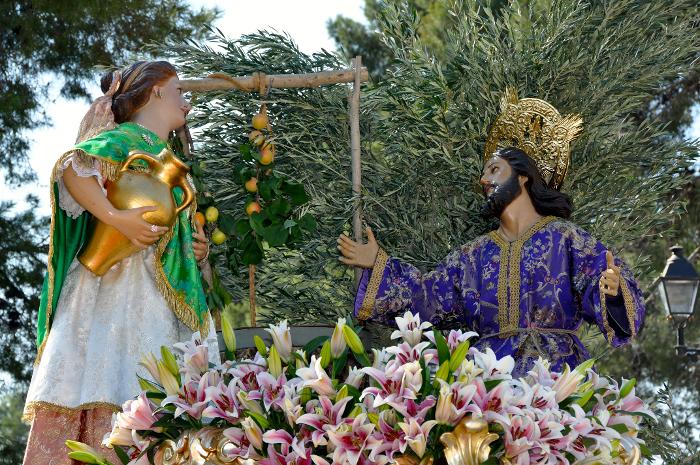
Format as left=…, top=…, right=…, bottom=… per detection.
left=599, top=250, right=620, bottom=297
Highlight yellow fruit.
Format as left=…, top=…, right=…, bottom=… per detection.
left=212, top=228, right=227, bottom=245
left=194, top=212, right=205, bottom=227
left=252, top=112, right=268, bottom=130
left=246, top=201, right=262, bottom=216
left=245, top=177, right=258, bottom=193
left=248, top=130, right=265, bottom=147
left=205, top=206, right=219, bottom=223
left=259, top=144, right=275, bottom=165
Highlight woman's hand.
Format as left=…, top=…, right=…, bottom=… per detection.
left=192, top=220, right=209, bottom=262
left=108, top=206, right=169, bottom=248
left=337, top=227, right=379, bottom=269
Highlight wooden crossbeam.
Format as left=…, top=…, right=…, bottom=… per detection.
left=180, top=67, right=369, bottom=92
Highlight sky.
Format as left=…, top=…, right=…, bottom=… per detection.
left=1, top=0, right=367, bottom=215
left=2, top=0, right=699, bottom=216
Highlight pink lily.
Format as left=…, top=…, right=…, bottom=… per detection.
left=365, top=411, right=407, bottom=461
left=117, top=393, right=161, bottom=432
left=296, top=395, right=353, bottom=446
left=163, top=371, right=218, bottom=419
left=256, top=371, right=288, bottom=411
left=222, top=426, right=260, bottom=460
left=203, top=379, right=241, bottom=423
left=326, top=413, right=375, bottom=465
left=397, top=418, right=437, bottom=458
left=390, top=396, right=436, bottom=422
left=296, top=355, right=336, bottom=397
left=229, top=355, right=267, bottom=391
left=385, top=341, right=432, bottom=365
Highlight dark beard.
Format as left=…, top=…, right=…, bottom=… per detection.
left=480, top=172, right=522, bottom=218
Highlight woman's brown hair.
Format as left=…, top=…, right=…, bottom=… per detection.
left=100, top=61, right=177, bottom=123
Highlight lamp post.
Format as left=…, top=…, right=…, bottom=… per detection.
left=658, top=245, right=700, bottom=357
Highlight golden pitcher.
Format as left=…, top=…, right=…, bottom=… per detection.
left=78, top=148, right=194, bottom=276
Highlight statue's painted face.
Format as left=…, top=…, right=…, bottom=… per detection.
left=479, top=156, right=522, bottom=218
left=152, top=75, right=192, bottom=131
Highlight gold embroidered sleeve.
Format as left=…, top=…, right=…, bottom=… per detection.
left=357, top=248, right=390, bottom=321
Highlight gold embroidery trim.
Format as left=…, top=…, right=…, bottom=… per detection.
left=153, top=225, right=210, bottom=337
left=358, top=248, right=389, bottom=321
left=599, top=287, right=616, bottom=342
left=22, top=400, right=121, bottom=424
left=619, top=277, right=637, bottom=337
left=488, top=216, right=557, bottom=336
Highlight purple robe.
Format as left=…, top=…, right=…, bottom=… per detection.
left=355, top=216, right=645, bottom=377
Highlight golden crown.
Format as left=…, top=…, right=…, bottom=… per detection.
left=484, top=88, right=583, bottom=190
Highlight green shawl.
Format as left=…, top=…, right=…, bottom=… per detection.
left=36, top=122, right=209, bottom=361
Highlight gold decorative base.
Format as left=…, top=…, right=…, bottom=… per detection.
left=154, top=419, right=641, bottom=465
left=440, top=415, right=499, bottom=465
left=155, top=427, right=253, bottom=465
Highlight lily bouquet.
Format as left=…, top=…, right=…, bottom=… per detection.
left=68, top=312, right=653, bottom=465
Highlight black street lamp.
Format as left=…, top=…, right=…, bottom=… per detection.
left=658, top=245, right=700, bottom=357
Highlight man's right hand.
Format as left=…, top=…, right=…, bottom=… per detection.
left=337, top=227, right=379, bottom=269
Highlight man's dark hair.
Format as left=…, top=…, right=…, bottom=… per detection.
left=495, top=146, right=573, bottom=219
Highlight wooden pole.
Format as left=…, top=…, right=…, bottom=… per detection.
left=350, top=56, right=363, bottom=287
left=181, top=68, right=369, bottom=93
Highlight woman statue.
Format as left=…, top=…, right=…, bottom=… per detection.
left=22, top=61, right=219, bottom=464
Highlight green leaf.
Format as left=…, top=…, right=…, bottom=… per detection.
left=114, top=446, right=131, bottom=465
left=241, top=241, right=263, bottom=265
left=332, top=349, right=348, bottom=379
left=619, top=378, right=636, bottom=398
left=298, top=213, right=317, bottom=232
left=239, top=143, right=252, bottom=161
left=218, top=214, right=236, bottom=235
left=354, top=351, right=371, bottom=367
left=484, top=379, right=503, bottom=391
left=283, top=181, right=311, bottom=205
left=247, top=411, right=270, bottom=429
left=260, top=223, right=289, bottom=247
left=258, top=178, right=274, bottom=201
left=268, top=198, right=291, bottom=217
left=433, top=330, right=450, bottom=365
left=303, top=335, right=329, bottom=355
left=610, top=423, right=630, bottom=434
left=235, top=219, right=252, bottom=237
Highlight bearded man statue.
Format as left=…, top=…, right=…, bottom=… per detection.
left=337, top=88, right=645, bottom=376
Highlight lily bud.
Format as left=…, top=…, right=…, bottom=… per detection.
left=331, top=318, right=348, bottom=358
left=320, top=340, right=332, bottom=368
left=268, top=345, right=282, bottom=378
left=221, top=315, right=237, bottom=354
left=160, top=346, right=180, bottom=377
left=241, top=417, right=264, bottom=449
left=336, top=384, right=349, bottom=401
left=342, top=325, right=365, bottom=354
left=449, top=340, right=470, bottom=372
left=254, top=335, right=268, bottom=356
left=157, top=360, right=180, bottom=395
left=434, top=361, right=450, bottom=386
